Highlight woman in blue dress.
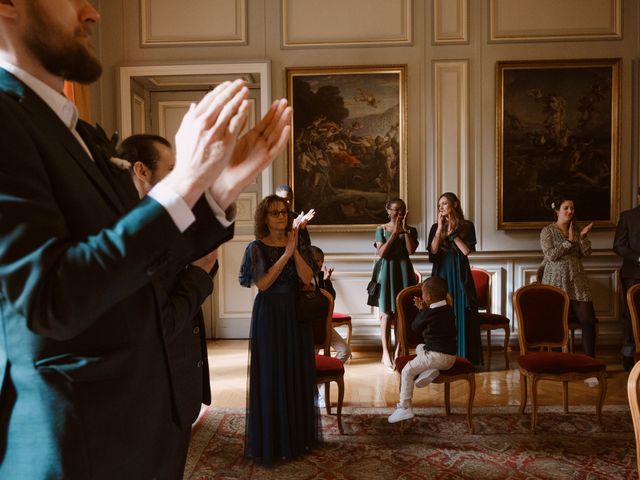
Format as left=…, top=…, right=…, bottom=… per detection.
left=239, top=194, right=320, bottom=466
left=427, top=192, right=482, bottom=365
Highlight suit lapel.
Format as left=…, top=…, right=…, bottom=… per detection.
left=76, top=121, right=140, bottom=211
left=0, top=69, right=126, bottom=214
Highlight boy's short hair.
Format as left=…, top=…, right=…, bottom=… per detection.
left=422, top=276, right=448, bottom=302
left=309, top=245, right=324, bottom=257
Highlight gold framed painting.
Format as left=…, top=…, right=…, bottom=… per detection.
left=286, top=65, right=407, bottom=231
left=496, top=58, right=620, bottom=230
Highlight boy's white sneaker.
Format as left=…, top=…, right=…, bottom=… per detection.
left=388, top=404, right=414, bottom=423
left=584, top=377, right=599, bottom=388
left=414, top=368, right=439, bottom=388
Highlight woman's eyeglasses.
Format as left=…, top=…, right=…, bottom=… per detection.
left=268, top=210, right=288, bottom=218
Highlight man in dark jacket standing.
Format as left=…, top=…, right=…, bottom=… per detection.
left=614, top=187, right=640, bottom=371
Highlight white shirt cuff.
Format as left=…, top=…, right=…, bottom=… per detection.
left=204, top=189, right=236, bottom=228
left=148, top=182, right=195, bottom=233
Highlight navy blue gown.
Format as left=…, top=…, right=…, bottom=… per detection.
left=239, top=240, right=320, bottom=466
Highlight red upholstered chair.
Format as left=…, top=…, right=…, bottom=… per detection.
left=331, top=312, right=352, bottom=348
left=471, top=267, right=510, bottom=369
left=394, top=284, right=476, bottom=433
left=312, top=288, right=345, bottom=434
left=513, top=283, right=607, bottom=432
left=627, top=284, right=640, bottom=364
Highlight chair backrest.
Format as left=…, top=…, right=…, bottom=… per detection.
left=311, top=288, right=335, bottom=354
left=627, top=361, right=640, bottom=475
left=395, top=284, right=423, bottom=356
left=471, top=267, right=491, bottom=312
left=627, top=283, right=640, bottom=354
left=513, top=283, right=569, bottom=353
left=414, top=270, right=422, bottom=284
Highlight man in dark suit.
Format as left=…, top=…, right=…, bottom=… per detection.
left=614, top=187, right=640, bottom=371
left=0, top=1, right=291, bottom=478
left=117, top=133, right=219, bottom=477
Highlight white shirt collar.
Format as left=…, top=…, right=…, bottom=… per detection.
left=429, top=299, right=448, bottom=309
left=0, top=59, right=78, bottom=131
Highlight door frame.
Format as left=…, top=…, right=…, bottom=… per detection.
left=118, top=61, right=273, bottom=195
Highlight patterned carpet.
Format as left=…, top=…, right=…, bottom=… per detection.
left=184, top=405, right=636, bottom=479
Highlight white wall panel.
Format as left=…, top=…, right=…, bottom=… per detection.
left=489, top=0, right=622, bottom=42
left=433, top=60, right=469, bottom=215
left=433, top=0, right=468, bottom=44
left=141, top=0, right=247, bottom=46
left=216, top=236, right=255, bottom=338
left=282, top=0, right=413, bottom=47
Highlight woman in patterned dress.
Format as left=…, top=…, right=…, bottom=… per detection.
left=540, top=196, right=597, bottom=357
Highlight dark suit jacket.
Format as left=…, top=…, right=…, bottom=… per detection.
left=614, top=206, right=640, bottom=278
left=159, top=264, right=213, bottom=428
left=0, top=69, right=231, bottom=479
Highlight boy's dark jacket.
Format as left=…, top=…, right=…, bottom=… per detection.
left=411, top=304, right=457, bottom=355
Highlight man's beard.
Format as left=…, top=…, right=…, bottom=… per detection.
left=23, top=2, right=102, bottom=84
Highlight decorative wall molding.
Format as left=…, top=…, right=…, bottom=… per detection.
left=140, top=0, right=247, bottom=47
left=433, top=60, right=470, bottom=216
left=489, top=0, right=622, bottom=43
left=236, top=193, right=258, bottom=227
left=433, top=0, right=468, bottom=45
left=281, top=0, right=413, bottom=48
left=157, top=100, right=190, bottom=139
left=131, top=93, right=146, bottom=135
left=216, top=236, right=255, bottom=338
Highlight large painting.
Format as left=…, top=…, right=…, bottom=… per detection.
left=286, top=65, right=406, bottom=231
left=496, top=59, right=620, bottom=230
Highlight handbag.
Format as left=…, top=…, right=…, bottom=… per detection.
left=366, top=258, right=382, bottom=307
left=297, top=275, right=329, bottom=325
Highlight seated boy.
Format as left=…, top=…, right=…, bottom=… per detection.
left=310, top=245, right=350, bottom=364
left=388, top=276, right=457, bottom=423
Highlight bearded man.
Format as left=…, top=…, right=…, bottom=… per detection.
left=0, top=1, right=291, bottom=478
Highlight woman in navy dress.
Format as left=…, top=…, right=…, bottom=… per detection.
left=427, top=192, right=482, bottom=365
left=239, top=194, right=320, bottom=466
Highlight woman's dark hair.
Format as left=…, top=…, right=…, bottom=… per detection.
left=438, top=192, right=467, bottom=242
left=116, top=134, right=171, bottom=172
left=254, top=194, right=292, bottom=239
left=385, top=198, right=406, bottom=212
left=551, top=195, right=574, bottom=220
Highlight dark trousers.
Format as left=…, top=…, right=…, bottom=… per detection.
left=570, top=300, right=597, bottom=357
left=621, top=277, right=640, bottom=357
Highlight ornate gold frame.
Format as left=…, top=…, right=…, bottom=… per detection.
left=286, top=65, right=407, bottom=232
left=496, top=58, right=621, bottom=230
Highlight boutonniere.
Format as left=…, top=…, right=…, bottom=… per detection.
left=93, top=124, right=131, bottom=173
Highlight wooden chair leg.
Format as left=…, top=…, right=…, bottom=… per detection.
left=467, top=375, right=476, bottom=434
left=503, top=326, right=510, bottom=369
left=519, top=373, right=527, bottom=414
left=486, top=330, right=492, bottom=368
left=346, top=321, right=352, bottom=348
left=444, top=382, right=451, bottom=415
left=324, top=381, right=331, bottom=415
left=569, top=328, right=575, bottom=353
left=597, top=370, right=607, bottom=426
left=336, top=376, right=345, bottom=434
left=562, top=381, right=569, bottom=414
left=531, top=376, right=539, bottom=432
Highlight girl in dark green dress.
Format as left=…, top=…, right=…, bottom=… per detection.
left=428, top=192, right=482, bottom=365
left=375, top=198, right=418, bottom=370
